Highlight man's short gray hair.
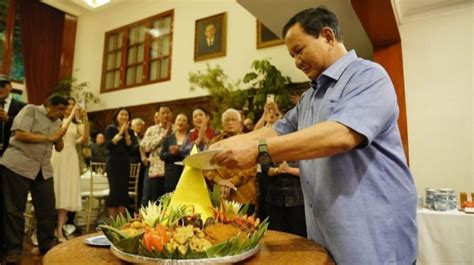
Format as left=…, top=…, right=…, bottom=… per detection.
left=222, top=108, right=242, bottom=122
left=131, top=118, right=145, bottom=126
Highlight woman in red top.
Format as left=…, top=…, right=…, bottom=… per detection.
left=180, top=107, right=219, bottom=157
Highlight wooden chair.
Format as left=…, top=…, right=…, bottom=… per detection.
left=128, top=163, right=141, bottom=213
left=81, top=162, right=109, bottom=232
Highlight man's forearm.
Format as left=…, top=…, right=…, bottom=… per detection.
left=244, top=126, right=277, bottom=140
left=267, top=121, right=364, bottom=162
left=14, top=130, right=51, bottom=143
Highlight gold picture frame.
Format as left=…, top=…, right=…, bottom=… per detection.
left=256, top=20, right=284, bottom=49
left=194, top=12, right=227, bottom=61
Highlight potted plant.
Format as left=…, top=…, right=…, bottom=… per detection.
left=189, top=64, right=246, bottom=128
left=242, top=59, right=293, bottom=118
left=188, top=59, right=294, bottom=128
left=53, top=75, right=100, bottom=105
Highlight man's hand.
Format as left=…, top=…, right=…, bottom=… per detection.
left=0, top=109, right=8, bottom=122
left=218, top=178, right=235, bottom=198
left=141, top=156, right=149, bottom=167
left=210, top=135, right=258, bottom=169
left=48, top=128, right=66, bottom=142
left=279, top=161, right=289, bottom=173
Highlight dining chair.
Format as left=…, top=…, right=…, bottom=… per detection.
left=128, top=163, right=141, bottom=213
left=81, top=162, right=108, bottom=232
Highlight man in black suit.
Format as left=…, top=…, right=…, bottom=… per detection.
left=198, top=23, right=221, bottom=55
left=0, top=74, right=26, bottom=262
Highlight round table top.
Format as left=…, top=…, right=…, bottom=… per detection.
left=43, top=230, right=334, bottom=264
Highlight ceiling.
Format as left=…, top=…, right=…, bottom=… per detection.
left=42, top=0, right=473, bottom=60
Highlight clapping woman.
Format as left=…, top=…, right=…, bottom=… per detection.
left=180, top=108, right=219, bottom=157
left=104, top=108, right=137, bottom=218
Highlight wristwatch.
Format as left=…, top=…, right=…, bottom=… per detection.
left=257, top=139, right=272, bottom=166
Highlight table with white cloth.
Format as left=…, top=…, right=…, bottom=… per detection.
left=417, top=208, right=473, bottom=265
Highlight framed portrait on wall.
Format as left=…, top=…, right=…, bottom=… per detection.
left=194, top=12, right=227, bottom=61
left=256, top=20, right=284, bottom=49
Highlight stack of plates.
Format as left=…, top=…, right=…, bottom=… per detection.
left=426, top=188, right=456, bottom=211
left=425, top=188, right=436, bottom=209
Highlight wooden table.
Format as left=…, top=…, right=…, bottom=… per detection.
left=44, top=230, right=334, bottom=264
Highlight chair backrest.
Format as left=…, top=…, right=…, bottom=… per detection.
left=129, top=163, right=141, bottom=193
left=88, top=162, right=107, bottom=195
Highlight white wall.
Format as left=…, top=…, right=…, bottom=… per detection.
left=400, top=7, right=474, bottom=194
left=73, top=0, right=307, bottom=112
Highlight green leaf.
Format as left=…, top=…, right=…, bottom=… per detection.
left=114, top=231, right=144, bottom=253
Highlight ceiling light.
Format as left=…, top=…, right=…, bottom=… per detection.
left=84, top=0, right=111, bottom=8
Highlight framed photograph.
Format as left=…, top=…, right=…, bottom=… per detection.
left=256, top=20, right=284, bottom=49
left=194, top=12, right=227, bottom=61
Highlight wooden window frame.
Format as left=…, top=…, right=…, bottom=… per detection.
left=100, top=9, right=174, bottom=93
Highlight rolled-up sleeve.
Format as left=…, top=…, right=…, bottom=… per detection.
left=273, top=103, right=299, bottom=136
left=12, top=105, right=34, bottom=132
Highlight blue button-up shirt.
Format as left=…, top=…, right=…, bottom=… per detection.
left=274, top=50, right=417, bottom=264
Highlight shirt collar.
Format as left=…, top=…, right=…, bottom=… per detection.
left=3, top=94, right=12, bottom=104
left=39, top=104, right=48, bottom=116
left=311, top=50, right=358, bottom=89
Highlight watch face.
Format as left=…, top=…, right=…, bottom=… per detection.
left=258, top=153, right=271, bottom=165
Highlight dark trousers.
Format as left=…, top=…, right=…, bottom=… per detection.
left=256, top=173, right=269, bottom=221
left=0, top=168, right=4, bottom=259
left=140, top=169, right=165, bottom=207
left=2, top=167, right=56, bottom=255
left=267, top=204, right=307, bottom=238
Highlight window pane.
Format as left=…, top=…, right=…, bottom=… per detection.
left=107, top=54, right=114, bottom=70
left=150, top=40, right=158, bottom=59
left=115, top=51, right=122, bottom=68
left=151, top=20, right=160, bottom=37
left=149, top=61, right=157, bottom=80
left=117, top=32, right=123, bottom=49
left=127, top=47, right=136, bottom=65
left=108, top=35, right=116, bottom=51
left=135, top=65, right=143, bottom=83
left=126, top=67, right=134, bottom=85
left=114, top=70, right=121, bottom=87
left=137, top=44, right=144, bottom=62
left=161, top=35, right=170, bottom=56
left=101, top=11, right=174, bottom=91
left=129, top=27, right=136, bottom=45
left=160, top=58, right=169, bottom=79
left=106, top=72, right=114, bottom=89
left=138, top=25, right=145, bottom=42
left=161, top=17, right=171, bottom=35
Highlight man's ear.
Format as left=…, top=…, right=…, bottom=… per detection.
left=319, top=27, right=335, bottom=44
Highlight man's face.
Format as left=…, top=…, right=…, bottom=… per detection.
left=243, top=118, right=254, bottom=131
left=285, top=23, right=332, bottom=80
left=46, top=104, right=67, bottom=121
left=96, top=134, right=105, bottom=145
left=222, top=112, right=241, bottom=134
left=159, top=107, right=172, bottom=124
left=132, top=122, right=145, bottom=135
left=0, top=83, right=12, bottom=101
left=205, top=24, right=216, bottom=39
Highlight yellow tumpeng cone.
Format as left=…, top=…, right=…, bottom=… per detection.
left=167, top=145, right=213, bottom=220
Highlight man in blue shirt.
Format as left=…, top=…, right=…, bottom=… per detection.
left=211, top=6, right=417, bottom=264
